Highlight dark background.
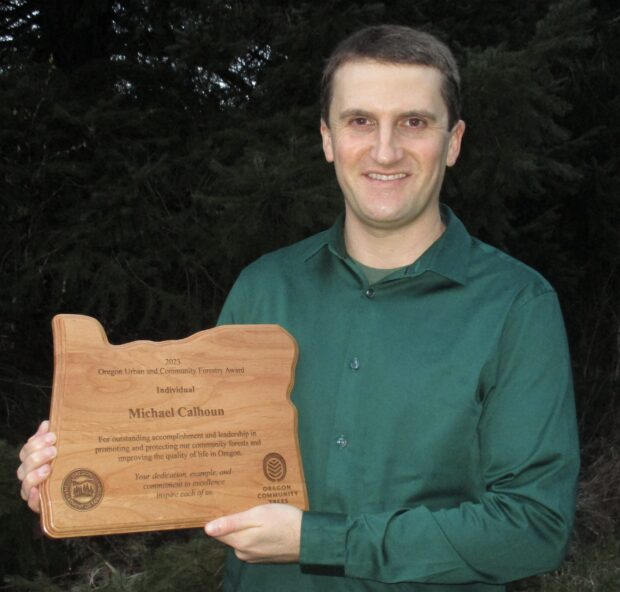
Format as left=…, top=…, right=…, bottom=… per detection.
left=1, top=1, right=618, bottom=590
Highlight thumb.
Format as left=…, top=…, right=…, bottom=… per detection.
left=205, top=510, right=259, bottom=537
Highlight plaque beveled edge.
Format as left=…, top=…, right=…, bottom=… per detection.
left=40, top=313, right=309, bottom=538
left=40, top=314, right=70, bottom=538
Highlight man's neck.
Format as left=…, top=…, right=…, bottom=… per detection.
left=343, top=210, right=446, bottom=269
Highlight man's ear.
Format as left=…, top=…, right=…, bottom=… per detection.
left=446, top=119, right=466, bottom=167
left=320, top=118, right=334, bottom=163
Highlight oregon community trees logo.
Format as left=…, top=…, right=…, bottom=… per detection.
left=62, top=469, right=104, bottom=511
left=263, top=453, right=287, bottom=482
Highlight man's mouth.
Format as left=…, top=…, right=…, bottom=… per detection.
left=367, top=172, right=408, bottom=181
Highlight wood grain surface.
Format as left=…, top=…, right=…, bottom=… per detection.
left=40, top=315, right=307, bottom=538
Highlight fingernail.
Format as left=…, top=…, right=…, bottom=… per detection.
left=44, top=433, right=56, bottom=444
left=205, top=521, right=219, bottom=535
left=39, top=465, right=50, bottom=476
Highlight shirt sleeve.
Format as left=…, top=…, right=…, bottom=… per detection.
left=300, top=290, right=580, bottom=585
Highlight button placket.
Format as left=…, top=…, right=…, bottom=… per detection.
left=324, top=280, right=374, bottom=490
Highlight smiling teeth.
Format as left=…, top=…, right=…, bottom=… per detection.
left=368, top=173, right=407, bottom=181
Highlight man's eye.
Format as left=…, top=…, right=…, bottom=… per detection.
left=350, top=117, right=371, bottom=126
left=404, top=117, right=425, bottom=128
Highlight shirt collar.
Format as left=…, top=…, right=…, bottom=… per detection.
left=303, top=205, right=471, bottom=286
left=301, top=212, right=347, bottom=262
left=409, top=205, right=471, bottom=285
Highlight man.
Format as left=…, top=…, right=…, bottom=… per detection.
left=18, top=25, right=579, bottom=591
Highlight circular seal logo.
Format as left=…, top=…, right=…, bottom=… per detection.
left=263, top=453, right=287, bottom=482
left=62, top=469, right=104, bottom=511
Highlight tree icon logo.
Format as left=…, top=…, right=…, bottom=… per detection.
left=263, top=453, right=287, bottom=482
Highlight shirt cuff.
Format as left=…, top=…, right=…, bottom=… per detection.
left=299, top=511, right=348, bottom=568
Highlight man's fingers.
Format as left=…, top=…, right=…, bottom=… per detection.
left=205, top=515, right=246, bottom=537
left=19, top=463, right=50, bottom=512
left=17, top=445, right=57, bottom=480
left=204, top=518, right=227, bottom=537
left=17, top=421, right=54, bottom=515
left=26, top=485, right=42, bottom=514
left=19, top=431, right=56, bottom=463
left=205, top=510, right=260, bottom=537
left=204, top=504, right=302, bottom=564
left=20, top=463, right=51, bottom=494
left=23, top=420, right=50, bottom=448
left=32, top=420, right=50, bottom=439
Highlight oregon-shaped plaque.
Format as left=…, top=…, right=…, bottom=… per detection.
left=40, top=315, right=308, bottom=538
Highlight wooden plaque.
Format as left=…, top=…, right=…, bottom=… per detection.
left=40, top=314, right=308, bottom=538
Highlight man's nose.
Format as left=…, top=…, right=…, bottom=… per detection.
left=370, top=125, right=403, bottom=165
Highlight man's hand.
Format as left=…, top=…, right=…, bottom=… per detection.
left=16, top=420, right=57, bottom=513
left=205, top=504, right=302, bottom=563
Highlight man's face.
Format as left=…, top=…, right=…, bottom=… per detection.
left=320, top=60, right=465, bottom=235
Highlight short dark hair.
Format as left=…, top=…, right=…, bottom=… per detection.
left=320, top=25, right=461, bottom=129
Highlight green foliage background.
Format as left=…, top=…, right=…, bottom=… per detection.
left=1, top=0, right=618, bottom=590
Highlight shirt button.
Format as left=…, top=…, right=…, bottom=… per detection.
left=364, top=288, right=375, bottom=299
left=349, top=357, right=360, bottom=370
left=336, top=435, right=348, bottom=448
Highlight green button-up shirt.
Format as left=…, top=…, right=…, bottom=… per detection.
left=217, top=206, right=579, bottom=592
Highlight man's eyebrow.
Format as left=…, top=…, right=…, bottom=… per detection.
left=337, top=109, right=374, bottom=121
left=400, top=110, right=439, bottom=122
